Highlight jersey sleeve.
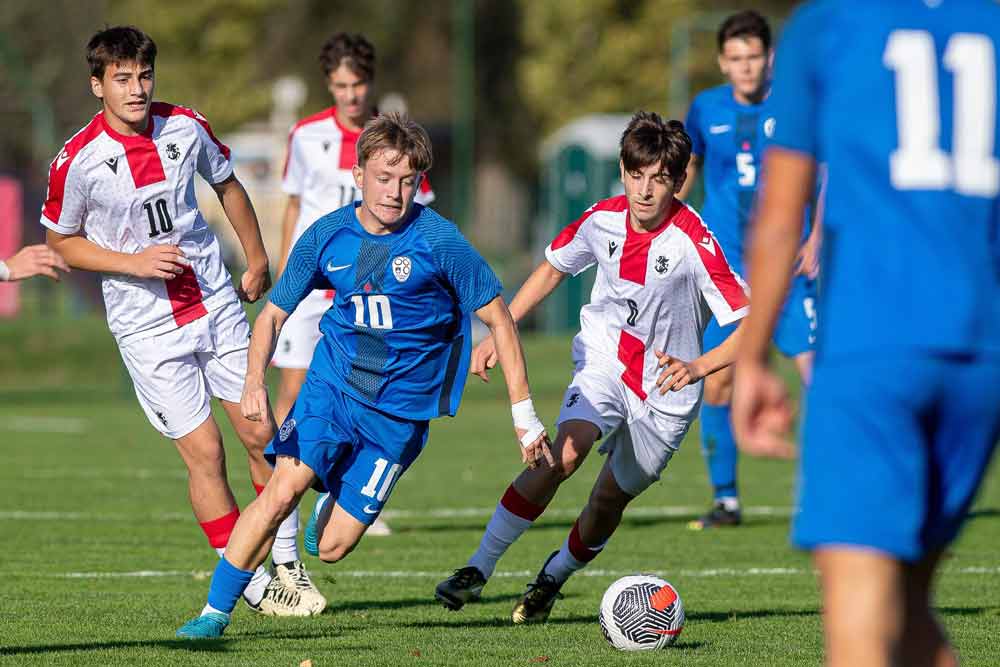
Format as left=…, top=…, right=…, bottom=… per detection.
left=269, top=224, right=328, bottom=314
left=40, top=150, right=87, bottom=235
left=768, top=2, right=826, bottom=158
left=414, top=175, right=435, bottom=206
left=544, top=207, right=598, bottom=276
left=428, top=221, right=503, bottom=313
left=685, top=95, right=705, bottom=157
left=281, top=128, right=306, bottom=196
left=688, top=232, right=750, bottom=326
left=192, top=111, right=234, bottom=184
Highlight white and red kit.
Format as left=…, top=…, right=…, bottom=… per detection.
left=40, top=103, right=250, bottom=439
left=274, top=107, right=436, bottom=368
left=545, top=195, right=749, bottom=495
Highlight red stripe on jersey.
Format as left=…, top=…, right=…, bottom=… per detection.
left=551, top=195, right=629, bottom=250
left=165, top=265, right=208, bottom=326
left=617, top=330, right=647, bottom=400
left=123, top=138, right=167, bottom=188
left=671, top=200, right=748, bottom=311
left=283, top=107, right=337, bottom=178
left=152, top=103, right=231, bottom=160
left=42, top=115, right=104, bottom=224
left=419, top=176, right=433, bottom=196
left=331, top=108, right=363, bottom=170
left=619, top=203, right=674, bottom=285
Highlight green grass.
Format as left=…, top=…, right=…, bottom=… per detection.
left=1, top=316, right=998, bottom=665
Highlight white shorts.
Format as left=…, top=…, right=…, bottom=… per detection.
left=118, top=297, right=250, bottom=439
left=556, top=363, right=691, bottom=497
left=272, top=290, right=332, bottom=369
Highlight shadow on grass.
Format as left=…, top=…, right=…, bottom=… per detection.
left=321, top=592, right=522, bottom=615
left=966, top=507, right=999, bottom=520
left=687, top=608, right=819, bottom=623
left=404, top=613, right=595, bottom=629
left=937, top=606, right=999, bottom=616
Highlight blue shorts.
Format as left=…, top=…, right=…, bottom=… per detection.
left=266, top=373, right=429, bottom=525
left=703, top=275, right=817, bottom=357
left=793, top=355, right=1000, bottom=562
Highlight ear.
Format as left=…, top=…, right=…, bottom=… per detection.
left=353, top=164, right=363, bottom=189
left=672, top=170, right=687, bottom=194
left=619, top=159, right=626, bottom=184
left=90, top=75, right=103, bottom=100
left=717, top=53, right=727, bottom=76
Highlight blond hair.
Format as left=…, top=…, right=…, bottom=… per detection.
left=356, top=112, right=433, bottom=173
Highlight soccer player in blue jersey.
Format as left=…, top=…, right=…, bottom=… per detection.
left=176, top=112, right=552, bottom=639
left=678, top=10, right=820, bottom=529
left=732, top=2, right=1000, bottom=665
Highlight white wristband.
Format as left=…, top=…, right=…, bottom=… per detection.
left=0, top=260, right=9, bottom=282
left=512, top=397, right=546, bottom=448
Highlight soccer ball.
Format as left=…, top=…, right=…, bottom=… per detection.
left=599, top=575, right=685, bottom=651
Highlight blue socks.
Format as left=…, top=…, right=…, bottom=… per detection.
left=699, top=403, right=739, bottom=500
left=206, top=557, right=255, bottom=615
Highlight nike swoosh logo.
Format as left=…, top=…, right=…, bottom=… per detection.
left=698, top=236, right=717, bottom=255
left=709, top=124, right=731, bottom=134
left=362, top=504, right=379, bottom=515
left=327, top=262, right=351, bottom=272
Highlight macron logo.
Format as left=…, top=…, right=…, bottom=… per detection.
left=709, top=124, right=731, bottom=135
left=698, top=236, right=717, bottom=255
left=326, top=262, right=351, bottom=272
left=55, top=149, right=71, bottom=171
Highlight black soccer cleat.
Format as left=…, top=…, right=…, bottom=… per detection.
left=511, top=551, right=565, bottom=624
left=435, top=566, right=487, bottom=611
left=687, top=500, right=742, bottom=530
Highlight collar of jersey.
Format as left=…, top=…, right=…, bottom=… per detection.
left=626, top=198, right=678, bottom=242
left=350, top=201, right=420, bottom=239
left=100, top=110, right=155, bottom=144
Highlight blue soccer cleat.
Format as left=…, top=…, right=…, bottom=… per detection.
left=176, top=612, right=229, bottom=639
left=304, top=492, right=330, bottom=557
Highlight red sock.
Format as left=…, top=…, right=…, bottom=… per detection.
left=500, top=484, right=545, bottom=521
left=567, top=519, right=605, bottom=563
left=200, top=508, right=240, bottom=549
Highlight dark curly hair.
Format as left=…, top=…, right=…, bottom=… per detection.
left=620, top=112, right=692, bottom=180
left=319, top=32, right=375, bottom=80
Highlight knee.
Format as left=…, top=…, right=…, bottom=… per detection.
left=551, top=435, right=592, bottom=481
left=260, top=482, right=299, bottom=520
left=185, top=446, right=227, bottom=479
left=240, top=421, right=274, bottom=454
left=318, top=540, right=356, bottom=564
left=589, top=484, right=630, bottom=518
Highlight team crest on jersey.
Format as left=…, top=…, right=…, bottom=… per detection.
left=166, top=143, right=180, bottom=160
left=764, top=117, right=776, bottom=138
left=392, top=256, right=412, bottom=283
left=278, top=418, right=296, bottom=442
left=655, top=256, right=669, bottom=274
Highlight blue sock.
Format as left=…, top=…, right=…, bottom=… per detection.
left=699, top=404, right=738, bottom=500
left=206, top=557, right=256, bottom=615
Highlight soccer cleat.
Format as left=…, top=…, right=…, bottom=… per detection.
left=274, top=560, right=327, bottom=615
left=511, top=552, right=565, bottom=624
left=176, top=612, right=229, bottom=639
left=367, top=516, right=393, bottom=536
left=687, top=500, right=742, bottom=530
left=435, top=566, right=487, bottom=611
left=246, top=575, right=312, bottom=617
left=304, top=492, right=330, bottom=557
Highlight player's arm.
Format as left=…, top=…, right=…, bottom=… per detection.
left=475, top=295, right=554, bottom=469
left=794, top=163, right=826, bottom=278
left=654, top=319, right=746, bottom=393
left=240, top=300, right=290, bottom=425
left=210, top=174, right=270, bottom=302
left=276, top=195, right=300, bottom=278
left=0, top=244, right=69, bottom=282
left=676, top=154, right=702, bottom=201
left=46, top=230, right=187, bottom=279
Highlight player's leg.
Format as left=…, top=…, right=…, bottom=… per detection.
left=691, top=316, right=741, bottom=530
left=177, top=455, right=319, bottom=639
left=899, top=551, right=958, bottom=667
left=276, top=367, right=308, bottom=424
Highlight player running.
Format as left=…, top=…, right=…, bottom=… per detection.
left=42, top=26, right=322, bottom=617
left=732, top=2, right=1000, bottom=666
left=275, top=33, right=434, bottom=538
left=678, top=10, right=820, bottom=529
left=176, top=112, right=552, bottom=639
left=435, top=112, right=750, bottom=623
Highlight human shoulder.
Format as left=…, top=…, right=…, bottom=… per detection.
left=52, top=113, right=106, bottom=173
left=289, top=107, right=337, bottom=140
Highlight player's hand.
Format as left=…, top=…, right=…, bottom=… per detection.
left=238, top=266, right=271, bottom=303
left=471, top=334, right=499, bottom=383
left=240, top=381, right=270, bottom=424
left=516, top=428, right=554, bottom=470
left=5, top=244, right=70, bottom=281
left=731, top=361, right=796, bottom=459
left=654, top=350, right=701, bottom=393
left=130, top=245, right=188, bottom=279
left=794, top=236, right=821, bottom=279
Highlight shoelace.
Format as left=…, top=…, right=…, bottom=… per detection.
left=450, top=567, right=482, bottom=588
left=285, top=564, right=316, bottom=590
left=524, top=574, right=563, bottom=607
left=266, top=580, right=302, bottom=608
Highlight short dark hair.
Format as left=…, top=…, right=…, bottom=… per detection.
left=619, top=112, right=691, bottom=181
left=717, top=10, right=772, bottom=52
left=87, top=26, right=157, bottom=79
left=319, top=32, right=375, bottom=80
left=357, top=112, right=433, bottom=173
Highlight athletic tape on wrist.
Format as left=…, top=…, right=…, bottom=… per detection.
left=512, top=397, right=546, bottom=448
left=0, top=260, right=9, bottom=282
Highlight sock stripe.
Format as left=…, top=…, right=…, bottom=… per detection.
left=567, top=520, right=604, bottom=563
left=200, top=508, right=240, bottom=549
left=500, top=484, right=545, bottom=521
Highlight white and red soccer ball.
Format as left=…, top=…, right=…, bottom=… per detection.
left=599, top=575, right=685, bottom=651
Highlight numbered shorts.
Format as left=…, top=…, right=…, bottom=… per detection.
left=267, top=373, right=429, bottom=525
left=705, top=274, right=817, bottom=358
left=117, top=297, right=250, bottom=440
left=793, top=355, right=1000, bottom=562
left=272, top=290, right=332, bottom=369
left=556, top=364, right=691, bottom=497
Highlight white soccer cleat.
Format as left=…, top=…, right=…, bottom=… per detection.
left=367, top=516, right=393, bottom=537
left=274, top=560, right=327, bottom=615
left=246, top=575, right=312, bottom=617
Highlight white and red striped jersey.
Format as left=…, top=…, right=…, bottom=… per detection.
left=40, top=103, right=238, bottom=342
left=545, top=195, right=749, bottom=420
left=282, top=106, right=435, bottom=248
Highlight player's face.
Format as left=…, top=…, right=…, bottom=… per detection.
left=91, top=60, right=155, bottom=134
left=353, top=149, right=422, bottom=230
left=620, top=160, right=683, bottom=228
left=328, top=64, right=373, bottom=126
left=718, top=37, right=772, bottom=102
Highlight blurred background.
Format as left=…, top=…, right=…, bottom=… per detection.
left=0, top=0, right=800, bottom=347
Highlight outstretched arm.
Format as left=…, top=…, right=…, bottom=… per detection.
left=211, top=174, right=270, bottom=302
left=0, top=244, right=69, bottom=282
left=654, top=320, right=746, bottom=393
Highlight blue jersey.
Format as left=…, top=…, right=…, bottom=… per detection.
left=770, top=0, right=1000, bottom=361
left=685, top=84, right=777, bottom=273
left=271, top=203, right=502, bottom=419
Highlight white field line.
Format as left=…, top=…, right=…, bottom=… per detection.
left=2, top=416, right=89, bottom=433
left=45, top=566, right=1000, bottom=580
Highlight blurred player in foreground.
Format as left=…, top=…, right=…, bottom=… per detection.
left=274, top=33, right=433, bottom=537
left=0, top=244, right=69, bottom=281
left=679, top=10, right=819, bottom=529
left=42, top=26, right=321, bottom=617
left=436, top=112, right=750, bottom=623
left=732, top=2, right=1000, bottom=666
left=176, top=112, right=551, bottom=639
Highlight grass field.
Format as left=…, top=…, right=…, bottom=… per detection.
left=2, top=315, right=999, bottom=666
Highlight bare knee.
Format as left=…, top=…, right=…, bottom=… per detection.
left=551, top=422, right=599, bottom=481
left=239, top=420, right=274, bottom=453
left=319, top=540, right=357, bottom=564
left=259, top=481, right=300, bottom=523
